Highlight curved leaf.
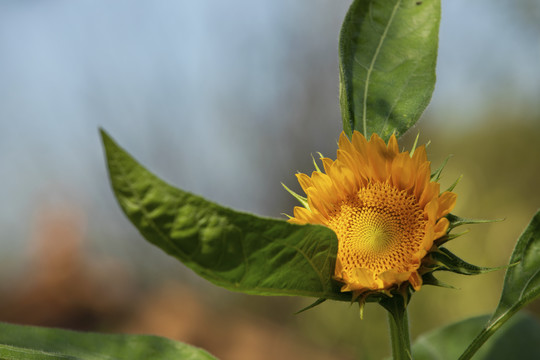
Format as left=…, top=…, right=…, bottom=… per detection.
left=458, top=209, right=540, bottom=359
left=413, top=312, right=540, bottom=360
left=0, top=321, right=216, bottom=360
left=101, top=129, right=349, bottom=302
left=491, top=209, right=540, bottom=320
left=339, top=0, right=440, bottom=140
left=430, top=247, right=500, bottom=275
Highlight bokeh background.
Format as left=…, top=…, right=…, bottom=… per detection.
left=0, top=0, right=539, bottom=359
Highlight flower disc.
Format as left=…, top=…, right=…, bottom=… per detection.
left=288, top=131, right=457, bottom=296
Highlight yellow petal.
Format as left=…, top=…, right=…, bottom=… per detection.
left=414, top=162, right=431, bottom=200
left=295, top=173, right=312, bottom=194
left=320, top=157, right=334, bottom=174
left=338, top=132, right=355, bottom=156
left=286, top=130, right=459, bottom=296
left=387, top=134, right=399, bottom=156
left=423, top=198, right=439, bottom=222
left=408, top=272, right=423, bottom=291
left=437, top=191, right=457, bottom=218
left=351, top=131, right=368, bottom=155
left=379, top=269, right=411, bottom=288
left=412, top=144, right=428, bottom=167
left=391, top=152, right=415, bottom=192
left=419, top=182, right=440, bottom=210
left=367, top=145, right=389, bottom=182
left=434, top=217, right=449, bottom=239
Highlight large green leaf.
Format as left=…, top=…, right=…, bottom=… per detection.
left=491, top=209, right=540, bottom=320
left=101, top=129, right=349, bottom=302
left=456, top=209, right=540, bottom=359
left=339, top=0, right=440, bottom=140
left=413, top=312, right=540, bottom=360
left=0, top=321, right=216, bottom=360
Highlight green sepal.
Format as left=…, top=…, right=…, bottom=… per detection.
left=447, top=214, right=504, bottom=230
left=311, top=153, right=323, bottom=172
left=421, top=272, right=457, bottom=289
left=281, top=182, right=309, bottom=209
left=429, top=248, right=502, bottom=276
left=446, top=174, right=463, bottom=192
left=431, top=154, right=452, bottom=181
left=294, top=298, right=327, bottom=315
left=409, top=133, right=421, bottom=157
left=436, top=229, right=470, bottom=246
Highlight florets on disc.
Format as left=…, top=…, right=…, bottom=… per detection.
left=288, top=131, right=457, bottom=298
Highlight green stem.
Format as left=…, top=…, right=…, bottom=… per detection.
left=458, top=308, right=516, bottom=360
left=381, top=296, right=412, bottom=360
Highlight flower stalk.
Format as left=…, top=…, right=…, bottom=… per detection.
left=381, top=296, right=412, bottom=360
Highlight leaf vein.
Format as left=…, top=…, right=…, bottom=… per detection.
left=362, top=0, right=402, bottom=137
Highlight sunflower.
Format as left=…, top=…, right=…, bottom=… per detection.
left=287, top=131, right=457, bottom=299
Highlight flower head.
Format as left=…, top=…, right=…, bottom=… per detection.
left=288, top=131, right=457, bottom=299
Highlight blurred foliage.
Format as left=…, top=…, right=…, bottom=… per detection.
left=413, top=312, right=540, bottom=360
left=0, top=118, right=537, bottom=360
left=0, top=1, right=538, bottom=357
left=0, top=321, right=217, bottom=360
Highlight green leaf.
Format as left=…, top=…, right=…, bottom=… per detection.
left=447, top=214, right=503, bottom=230
left=457, top=209, right=540, bottom=359
left=431, top=155, right=452, bottom=182
left=100, top=129, right=350, bottom=302
left=0, top=321, right=216, bottom=360
left=491, top=209, right=540, bottom=320
left=429, top=247, right=500, bottom=276
left=413, top=312, right=540, bottom=360
left=339, top=0, right=440, bottom=140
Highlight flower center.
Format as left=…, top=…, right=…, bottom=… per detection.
left=326, top=182, right=426, bottom=277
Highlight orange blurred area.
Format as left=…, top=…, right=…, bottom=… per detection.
left=0, top=120, right=538, bottom=360
left=0, top=203, right=354, bottom=360
left=0, top=2, right=539, bottom=359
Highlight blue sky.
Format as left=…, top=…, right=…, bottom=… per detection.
left=0, top=0, right=538, bottom=254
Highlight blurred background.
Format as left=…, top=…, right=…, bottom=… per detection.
left=0, top=0, right=539, bottom=359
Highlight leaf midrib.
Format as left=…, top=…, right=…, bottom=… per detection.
left=362, top=0, right=402, bottom=136
left=109, top=141, right=347, bottom=300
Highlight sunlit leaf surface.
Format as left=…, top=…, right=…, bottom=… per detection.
left=101, top=129, right=350, bottom=302
left=339, top=0, right=440, bottom=140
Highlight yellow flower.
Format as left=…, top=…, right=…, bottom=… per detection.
left=288, top=131, right=457, bottom=298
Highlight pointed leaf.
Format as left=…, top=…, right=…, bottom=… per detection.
left=447, top=214, right=503, bottom=230
left=0, top=321, right=216, bottom=360
left=413, top=312, right=540, bottom=360
left=458, top=209, right=540, bottom=359
left=491, top=209, right=540, bottom=320
left=281, top=182, right=309, bottom=209
left=430, top=247, right=500, bottom=276
left=421, top=271, right=457, bottom=289
left=101, top=129, right=350, bottom=302
left=446, top=174, right=463, bottom=192
left=435, top=229, right=469, bottom=246
left=295, top=298, right=327, bottom=314
left=339, top=0, right=440, bottom=140
left=431, top=155, right=452, bottom=181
